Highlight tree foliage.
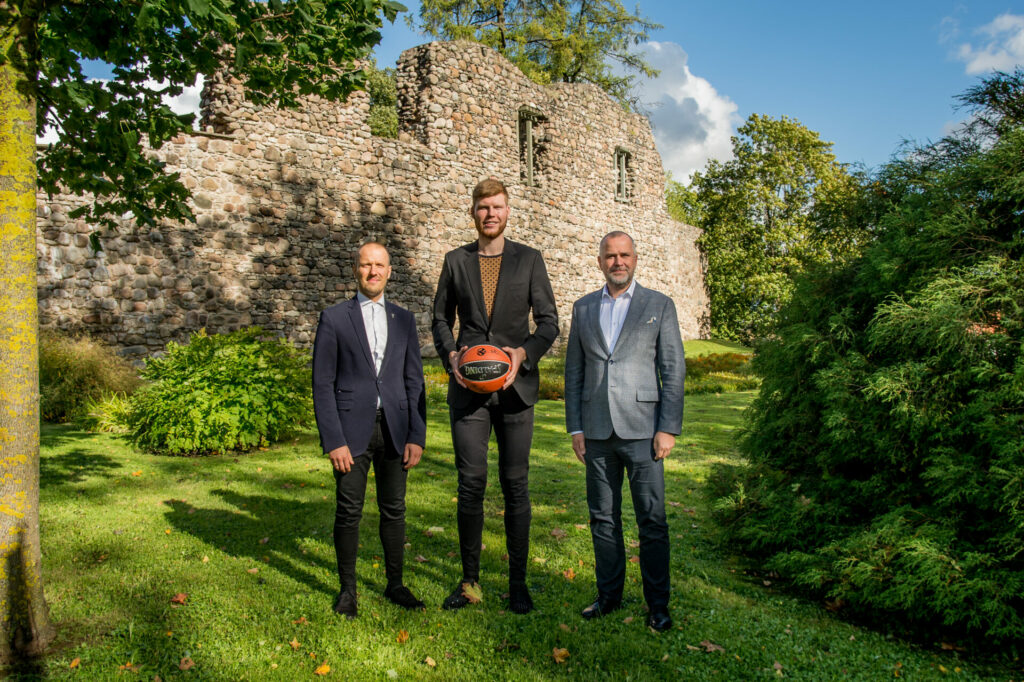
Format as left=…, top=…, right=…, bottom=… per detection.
left=686, top=114, right=867, bottom=342
left=711, top=71, right=1024, bottom=645
left=412, top=0, right=660, bottom=109
left=365, top=61, right=398, bottom=138
left=4, top=0, right=405, bottom=228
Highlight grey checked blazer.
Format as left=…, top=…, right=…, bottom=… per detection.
left=564, top=283, right=685, bottom=440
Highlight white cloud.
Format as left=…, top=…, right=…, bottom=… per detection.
left=956, top=13, right=1024, bottom=74
left=633, top=41, right=740, bottom=183
left=37, top=75, right=204, bottom=144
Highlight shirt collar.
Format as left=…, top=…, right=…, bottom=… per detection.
left=601, top=279, right=636, bottom=301
left=356, top=291, right=385, bottom=307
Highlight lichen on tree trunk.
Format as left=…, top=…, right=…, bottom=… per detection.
left=0, top=52, right=56, bottom=662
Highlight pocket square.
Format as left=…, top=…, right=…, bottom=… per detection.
left=646, top=316, right=657, bottom=324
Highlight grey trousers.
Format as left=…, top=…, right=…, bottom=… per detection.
left=585, top=434, right=670, bottom=608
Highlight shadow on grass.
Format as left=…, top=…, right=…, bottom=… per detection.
left=163, top=489, right=338, bottom=597
left=40, top=447, right=121, bottom=487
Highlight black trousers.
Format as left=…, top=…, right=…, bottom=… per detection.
left=450, top=390, right=533, bottom=585
left=585, top=434, right=670, bottom=609
left=333, top=411, right=407, bottom=595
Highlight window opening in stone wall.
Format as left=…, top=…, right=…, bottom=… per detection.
left=519, top=107, right=548, bottom=187
left=615, top=148, right=633, bottom=202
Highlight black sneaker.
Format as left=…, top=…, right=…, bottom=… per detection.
left=333, top=590, right=357, bottom=619
left=384, top=584, right=426, bottom=610
left=508, top=583, right=534, bottom=615
left=442, top=581, right=480, bottom=610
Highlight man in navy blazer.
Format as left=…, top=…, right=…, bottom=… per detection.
left=312, top=241, right=428, bottom=618
left=564, top=231, right=685, bottom=632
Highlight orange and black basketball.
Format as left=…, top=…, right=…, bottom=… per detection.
left=457, top=345, right=512, bottom=394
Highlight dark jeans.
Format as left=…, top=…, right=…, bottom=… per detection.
left=450, top=390, right=533, bottom=585
left=585, top=434, right=670, bottom=609
left=333, top=411, right=408, bottom=595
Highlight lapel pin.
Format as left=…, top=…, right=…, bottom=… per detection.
left=646, top=316, right=657, bottom=324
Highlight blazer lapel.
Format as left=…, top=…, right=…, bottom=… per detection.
left=460, top=243, right=488, bottom=328
left=379, top=302, right=400, bottom=374
left=487, top=241, right=520, bottom=331
left=610, top=284, right=651, bottom=358
left=346, top=298, right=376, bottom=374
left=585, top=292, right=610, bottom=357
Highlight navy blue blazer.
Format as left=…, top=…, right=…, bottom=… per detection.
left=312, top=297, right=427, bottom=457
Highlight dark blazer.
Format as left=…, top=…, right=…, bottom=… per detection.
left=312, top=297, right=427, bottom=457
left=564, top=283, right=685, bottom=440
left=432, top=239, right=559, bottom=408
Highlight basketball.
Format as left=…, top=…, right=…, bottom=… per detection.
left=457, top=344, right=512, bottom=393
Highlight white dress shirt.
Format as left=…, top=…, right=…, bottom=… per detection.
left=600, top=279, right=636, bottom=353
left=357, top=291, right=387, bottom=407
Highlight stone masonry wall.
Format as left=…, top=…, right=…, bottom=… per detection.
left=35, top=41, right=709, bottom=358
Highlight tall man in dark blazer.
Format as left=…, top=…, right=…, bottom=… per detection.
left=312, top=241, right=428, bottom=618
left=432, top=178, right=559, bottom=614
left=564, top=231, right=685, bottom=632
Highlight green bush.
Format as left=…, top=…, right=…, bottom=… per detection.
left=127, top=328, right=313, bottom=455
left=365, top=62, right=398, bottom=138
left=711, top=72, right=1024, bottom=645
left=38, top=331, right=141, bottom=422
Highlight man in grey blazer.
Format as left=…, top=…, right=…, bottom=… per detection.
left=564, top=230, right=685, bottom=632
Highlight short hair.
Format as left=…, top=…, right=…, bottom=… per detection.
left=472, top=178, right=510, bottom=209
left=599, top=230, right=635, bottom=254
left=352, top=240, right=390, bottom=267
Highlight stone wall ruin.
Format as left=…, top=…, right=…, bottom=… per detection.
left=35, top=40, right=709, bottom=357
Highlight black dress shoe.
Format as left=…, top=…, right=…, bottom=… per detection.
left=384, top=584, right=426, bottom=610
left=442, top=581, right=479, bottom=610
left=646, top=607, right=672, bottom=632
left=508, top=583, right=534, bottom=615
left=333, top=591, right=357, bottom=619
left=581, top=596, right=622, bottom=620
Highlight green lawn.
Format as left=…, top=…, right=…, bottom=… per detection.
left=28, top=393, right=1010, bottom=680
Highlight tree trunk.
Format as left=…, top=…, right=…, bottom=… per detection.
left=0, top=49, right=56, bottom=663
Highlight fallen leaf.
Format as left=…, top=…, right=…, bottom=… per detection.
left=938, top=665, right=948, bottom=673
left=662, top=654, right=669, bottom=661
left=559, top=623, right=570, bottom=632
left=562, top=568, right=576, bottom=580
left=628, top=555, right=640, bottom=564
left=424, top=657, right=436, bottom=668
left=118, top=661, right=141, bottom=672
left=552, top=648, right=570, bottom=664
left=293, top=616, right=308, bottom=625
left=700, top=640, right=725, bottom=653
left=574, top=523, right=588, bottom=530
left=247, top=568, right=259, bottom=574
left=201, top=556, right=209, bottom=563
left=290, top=638, right=301, bottom=650
left=69, top=658, right=80, bottom=669
left=415, top=555, right=428, bottom=563
left=259, top=537, right=270, bottom=545
left=622, top=616, right=634, bottom=624
left=686, top=644, right=700, bottom=651
left=461, top=582, right=483, bottom=604
left=550, top=528, right=567, bottom=540
left=629, top=540, right=640, bottom=548
left=165, top=529, right=171, bottom=535
left=940, top=642, right=966, bottom=652
left=314, top=662, right=331, bottom=675
left=132, top=471, right=142, bottom=477
left=179, top=657, right=195, bottom=671
left=170, top=593, right=188, bottom=605
left=774, top=661, right=783, bottom=673
left=397, top=630, right=409, bottom=644
left=425, top=526, right=444, bottom=537
left=533, top=557, right=547, bottom=564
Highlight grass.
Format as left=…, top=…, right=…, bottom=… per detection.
left=27, top=392, right=1017, bottom=681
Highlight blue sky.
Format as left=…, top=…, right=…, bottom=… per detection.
left=376, top=1, right=1024, bottom=180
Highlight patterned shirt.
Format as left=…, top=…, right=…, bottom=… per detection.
left=479, top=254, right=503, bottom=320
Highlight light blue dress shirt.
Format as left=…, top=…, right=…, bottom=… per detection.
left=357, top=291, right=387, bottom=407
left=599, top=279, right=636, bottom=353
